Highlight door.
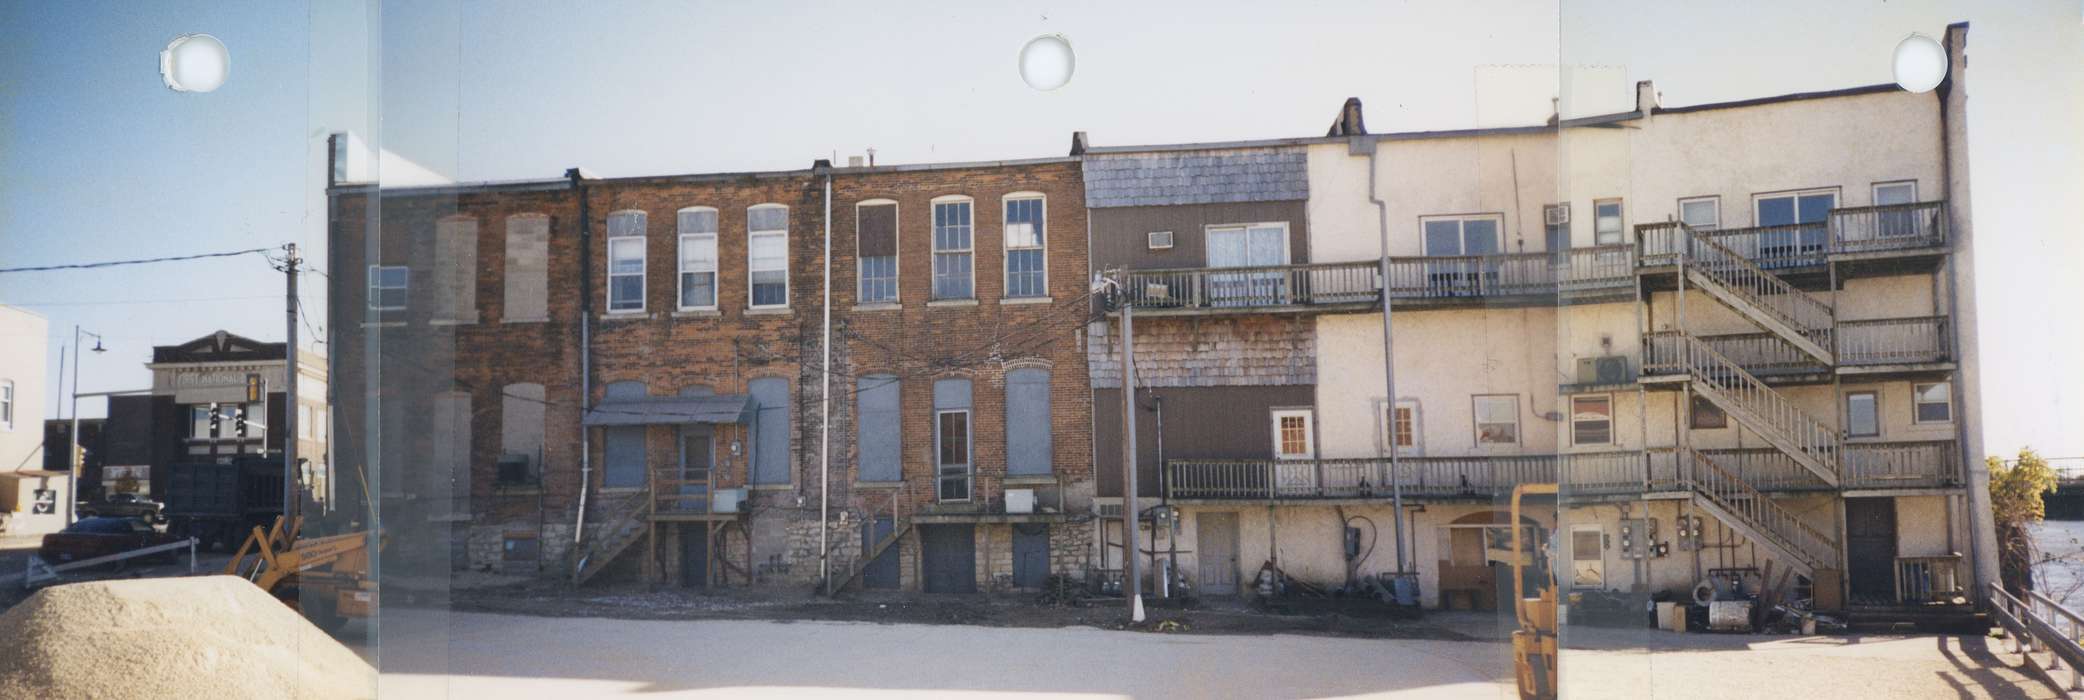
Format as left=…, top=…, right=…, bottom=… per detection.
left=1197, top=512, right=1240, bottom=595
left=1423, top=218, right=1500, bottom=295
left=1756, top=191, right=1835, bottom=265
left=860, top=516, right=899, bottom=590
left=1846, top=497, right=1899, bottom=604
left=920, top=525, right=976, bottom=593
left=1011, top=524, right=1050, bottom=589
left=676, top=427, right=712, bottom=513
left=680, top=524, right=709, bottom=589
left=1205, top=224, right=1288, bottom=305
left=1438, top=526, right=1497, bottom=611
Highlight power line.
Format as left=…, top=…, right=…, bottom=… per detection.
left=0, top=248, right=273, bottom=274
left=4, top=294, right=279, bottom=307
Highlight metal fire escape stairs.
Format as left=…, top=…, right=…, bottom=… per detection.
left=1665, top=225, right=1842, bottom=577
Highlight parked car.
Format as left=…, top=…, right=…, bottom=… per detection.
left=77, top=493, right=166, bottom=523
left=38, top=517, right=184, bottom=568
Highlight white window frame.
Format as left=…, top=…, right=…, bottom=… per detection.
left=1147, top=231, right=1174, bottom=250
left=1872, top=180, right=1918, bottom=206
left=1, top=379, right=13, bottom=431
left=1750, top=187, right=1841, bottom=226
left=1570, top=394, right=1614, bottom=446
left=1379, top=399, right=1420, bottom=455
left=1592, top=199, right=1625, bottom=245
left=676, top=206, right=719, bottom=311
left=935, top=408, right=973, bottom=502
left=1473, top=394, right=1520, bottom=446
left=931, top=195, right=976, bottom=300
left=747, top=204, right=790, bottom=309
left=367, top=265, right=409, bottom=311
left=855, top=199, right=900, bottom=304
left=1271, top=409, right=1316, bottom=461
left=1001, top=192, right=1048, bottom=299
left=1417, top=214, right=1504, bottom=256
left=1678, top=196, right=1721, bottom=231
left=1913, top=382, right=1953, bottom=424
left=1844, top=390, right=1881, bottom=438
left=605, top=210, right=648, bottom=313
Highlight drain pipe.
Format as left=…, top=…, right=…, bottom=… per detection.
left=1356, top=135, right=1408, bottom=574
left=818, top=164, right=834, bottom=591
left=569, top=167, right=594, bottom=554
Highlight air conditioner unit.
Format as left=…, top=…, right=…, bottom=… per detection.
left=1143, top=282, right=1172, bottom=299
left=1006, top=489, right=1036, bottom=514
left=1545, top=204, right=1571, bottom=226
left=712, top=488, right=747, bottom=514
left=1576, top=356, right=1634, bottom=385
left=495, top=455, right=534, bottom=486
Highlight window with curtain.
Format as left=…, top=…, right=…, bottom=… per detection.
left=856, top=375, right=901, bottom=481
left=1005, top=368, right=1052, bottom=475
left=748, top=205, right=789, bottom=307
left=606, top=210, right=647, bottom=312
left=678, top=207, right=719, bottom=309
left=1571, top=395, right=1612, bottom=445
left=1914, top=382, right=1952, bottom=423
left=932, top=199, right=974, bottom=299
left=1003, top=196, right=1046, bottom=298
left=750, top=377, right=790, bottom=484
left=1474, top=395, right=1519, bottom=445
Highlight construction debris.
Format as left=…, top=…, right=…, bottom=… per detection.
left=0, top=576, right=373, bottom=699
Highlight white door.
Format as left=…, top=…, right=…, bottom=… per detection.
left=1206, top=225, right=1288, bottom=305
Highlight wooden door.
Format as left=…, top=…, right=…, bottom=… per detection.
left=1197, top=512, right=1240, bottom=595
left=1846, top=497, right=1898, bottom=604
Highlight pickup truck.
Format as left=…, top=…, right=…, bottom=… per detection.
left=77, top=493, right=166, bottom=522
left=38, top=517, right=184, bottom=568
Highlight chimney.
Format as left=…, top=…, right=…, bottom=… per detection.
left=1325, top=97, right=1367, bottom=137
left=866, top=148, right=877, bottom=167
left=847, top=156, right=864, bottom=168
left=1636, top=80, right=1660, bottom=115
left=1069, top=131, right=1089, bottom=156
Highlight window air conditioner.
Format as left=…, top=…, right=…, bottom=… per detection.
left=1576, top=356, right=1634, bottom=385
left=1545, top=204, right=1571, bottom=226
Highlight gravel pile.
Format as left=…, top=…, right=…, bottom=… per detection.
left=0, top=575, right=374, bottom=699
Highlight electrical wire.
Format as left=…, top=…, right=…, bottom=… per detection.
left=0, top=248, right=273, bottom=274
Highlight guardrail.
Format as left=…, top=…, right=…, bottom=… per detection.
left=1990, top=583, right=2084, bottom=692
left=1896, top=554, right=1965, bottom=604
left=1833, top=201, right=1947, bottom=254
left=1119, top=261, right=1381, bottom=310
left=1637, top=201, right=1947, bottom=270
left=1839, top=316, right=1951, bottom=366
left=0, top=537, right=200, bottom=589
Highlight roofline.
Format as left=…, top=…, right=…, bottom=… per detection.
left=326, top=155, right=1083, bottom=196
left=327, top=177, right=573, bottom=197
left=1651, top=83, right=1907, bottom=115
left=824, top=155, right=1080, bottom=174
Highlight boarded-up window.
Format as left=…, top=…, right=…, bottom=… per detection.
left=434, top=217, right=479, bottom=322
left=858, top=202, right=898, bottom=303
left=501, top=383, right=546, bottom=483
left=856, top=374, right=901, bottom=482
left=1005, top=368, right=1052, bottom=475
left=504, top=214, right=550, bottom=321
left=750, top=378, right=790, bottom=484
left=431, top=391, right=473, bottom=508
left=602, top=381, right=647, bottom=488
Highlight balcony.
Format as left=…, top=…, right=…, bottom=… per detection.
left=1637, top=201, right=1948, bottom=272
left=1164, top=441, right=1961, bottom=502
left=1643, top=317, right=1952, bottom=382
left=1114, top=246, right=1634, bottom=315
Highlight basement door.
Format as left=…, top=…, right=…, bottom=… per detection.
left=680, top=524, right=708, bottom=589
left=921, top=525, right=977, bottom=594
left=1197, top=513, right=1240, bottom=595
left=860, top=516, right=899, bottom=590
left=1011, top=524, right=1050, bottom=589
left=1846, top=497, right=1899, bottom=605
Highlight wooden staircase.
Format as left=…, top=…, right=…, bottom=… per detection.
left=1681, top=449, right=1838, bottom=577
left=1682, top=231, right=1836, bottom=364
left=572, top=486, right=653, bottom=586
left=1672, top=335, right=1842, bottom=486
left=820, top=488, right=911, bottom=595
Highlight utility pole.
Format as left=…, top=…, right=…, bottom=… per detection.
left=68, top=326, right=104, bottom=525
left=1118, top=288, right=1143, bottom=623
left=282, top=243, right=301, bottom=523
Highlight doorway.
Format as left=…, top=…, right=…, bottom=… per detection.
left=920, top=525, right=977, bottom=593
left=1846, top=497, right=1899, bottom=605
left=1011, top=524, right=1050, bottom=589
left=679, top=524, right=708, bottom=589
left=676, top=427, right=713, bottom=514
left=1197, top=512, right=1240, bottom=595
left=860, top=516, right=899, bottom=590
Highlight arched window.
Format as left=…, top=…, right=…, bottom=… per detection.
left=503, top=214, right=550, bottom=322
left=1005, top=368, right=1052, bottom=475
left=856, top=374, right=901, bottom=481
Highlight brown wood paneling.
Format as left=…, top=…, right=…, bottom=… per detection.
left=1092, top=384, right=1315, bottom=498
left=1090, top=201, right=1310, bottom=271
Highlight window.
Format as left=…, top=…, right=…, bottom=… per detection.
left=1571, top=395, right=1613, bottom=445
left=1, top=379, right=12, bottom=430
left=856, top=201, right=898, bottom=303
left=1147, top=231, right=1174, bottom=250
left=748, top=205, right=789, bottom=308
left=1003, top=195, right=1047, bottom=298
left=1593, top=199, right=1624, bottom=245
left=502, top=383, right=546, bottom=485
left=1006, top=368, right=1053, bottom=475
left=1422, top=216, right=1502, bottom=256
left=934, top=378, right=973, bottom=500
left=1914, top=382, right=1953, bottom=423
left=1206, top=223, right=1290, bottom=305
left=367, top=265, right=409, bottom=311
left=1845, top=391, right=1880, bottom=438
left=677, top=207, right=719, bottom=310
left=856, top=375, right=901, bottom=482
left=1690, top=395, right=1728, bottom=429
left=1543, top=205, right=1569, bottom=262
left=504, top=214, right=550, bottom=321
left=190, top=405, right=215, bottom=439
left=750, top=377, right=790, bottom=484
left=606, top=210, right=647, bottom=312
left=1874, top=181, right=1920, bottom=239
left=1571, top=526, right=1605, bottom=589
left=1874, top=181, right=1917, bottom=205
left=1754, top=190, right=1836, bottom=262
left=1474, top=395, right=1519, bottom=445
left=931, top=198, right=974, bottom=300
left=1679, top=196, right=1720, bottom=231
left=1381, top=400, right=1419, bottom=453
left=1272, top=409, right=1315, bottom=460
left=433, top=216, right=478, bottom=322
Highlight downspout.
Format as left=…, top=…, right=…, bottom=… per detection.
left=1357, top=136, right=1408, bottom=574
left=819, top=165, right=834, bottom=592
left=569, top=168, right=594, bottom=554
left=1935, top=26, right=1990, bottom=599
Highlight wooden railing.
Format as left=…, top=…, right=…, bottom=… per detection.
left=1671, top=334, right=1843, bottom=478
left=1683, top=229, right=1837, bottom=349
left=1119, top=261, right=1381, bottom=310
left=1848, top=440, right=1963, bottom=488
left=1989, top=583, right=2084, bottom=683
left=1559, top=245, right=1636, bottom=291
left=1895, top=554, right=1965, bottom=604
left=1383, top=252, right=1553, bottom=299
left=651, top=466, right=716, bottom=514
left=1833, top=201, right=1947, bottom=254
left=1839, top=316, right=1951, bottom=366
left=1115, top=247, right=1637, bottom=314
left=1687, top=449, right=1838, bottom=569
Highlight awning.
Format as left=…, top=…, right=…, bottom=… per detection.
left=583, top=394, right=756, bottom=427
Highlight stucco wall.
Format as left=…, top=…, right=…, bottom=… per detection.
left=1315, top=307, right=1560, bottom=460
left=0, top=306, right=48, bottom=478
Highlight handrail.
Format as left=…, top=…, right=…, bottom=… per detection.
left=1687, top=449, right=1836, bottom=568
left=1676, top=334, right=1842, bottom=476
left=1118, top=260, right=1381, bottom=310
left=1990, top=583, right=2084, bottom=678
left=1682, top=225, right=1836, bottom=346
left=1838, top=316, right=1951, bottom=365
left=1832, top=201, right=1947, bottom=253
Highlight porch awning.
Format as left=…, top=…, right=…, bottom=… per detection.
left=582, top=394, right=755, bottom=426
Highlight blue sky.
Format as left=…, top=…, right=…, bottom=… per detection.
left=2, top=0, right=2078, bottom=457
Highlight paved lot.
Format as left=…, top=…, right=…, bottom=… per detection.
left=366, top=611, right=2067, bottom=699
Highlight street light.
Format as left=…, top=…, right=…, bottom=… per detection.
left=67, top=326, right=105, bottom=525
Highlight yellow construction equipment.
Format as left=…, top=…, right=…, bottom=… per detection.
left=224, top=515, right=380, bottom=633
left=1511, top=483, right=1559, bottom=700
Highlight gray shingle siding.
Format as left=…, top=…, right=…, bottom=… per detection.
left=1083, top=148, right=1308, bottom=208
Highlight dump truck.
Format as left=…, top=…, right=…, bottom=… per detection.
left=163, top=458, right=285, bottom=552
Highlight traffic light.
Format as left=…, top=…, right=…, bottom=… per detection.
left=208, top=405, right=223, bottom=438
left=234, top=406, right=249, bottom=438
